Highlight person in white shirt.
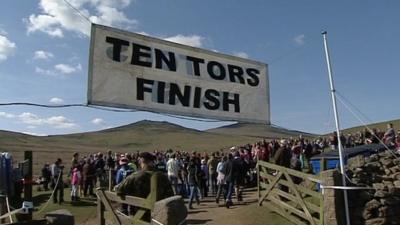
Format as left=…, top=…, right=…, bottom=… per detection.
left=167, top=154, right=180, bottom=195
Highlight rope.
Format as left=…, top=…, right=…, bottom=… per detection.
left=320, top=185, right=375, bottom=190
left=151, top=218, right=186, bottom=225
left=335, top=92, right=399, bottom=160
left=61, top=0, right=92, bottom=24
left=5, top=195, right=13, bottom=222
left=0, top=208, right=23, bottom=220
left=0, top=102, right=228, bottom=123
left=0, top=103, right=86, bottom=108
left=36, top=171, right=62, bottom=215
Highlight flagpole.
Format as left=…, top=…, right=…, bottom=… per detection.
left=321, top=31, right=351, bottom=225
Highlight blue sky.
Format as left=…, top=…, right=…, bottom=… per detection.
left=0, top=0, right=399, bottom=136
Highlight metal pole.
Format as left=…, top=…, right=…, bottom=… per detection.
left=321, top=31, right=351, bottom=225
left=24, top=151, right=33, bottom=221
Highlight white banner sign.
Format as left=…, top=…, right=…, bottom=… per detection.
left=88, top=24, right=270, bottom=123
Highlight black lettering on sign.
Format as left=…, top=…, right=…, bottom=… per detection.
left=157, top=81, right=166, bottom=103
left=246, top=68, right=260, bottom=87
left=227, top=64, right=245, bottom=84
left=136, top=77, right=154, bottom=100
left=204, top=89, right=220, bottom=110
left=105, top=36, right=129, bottom=62
left=186, top=56, right=205, bottom=76
left=169, top=83, right=191, bottom=107
left=131, top=43, right=152, bottom=67
left=193, top=87, right=202, bottom=108
left=223, top=92, right=240, bottom=113
left=207, top=61, right=226, bottom=80
left=155, top=49, right=176, bottom=72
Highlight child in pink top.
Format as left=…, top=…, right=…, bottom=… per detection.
left=71, top=167, right=81, bottom=201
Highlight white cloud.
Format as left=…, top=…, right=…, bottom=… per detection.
left=37, top=63, right=81, bottom=76
left=46, top=116, right=76, bottom=128
left=0, top=111, right=77, bottom=129
left=91, top=118, right=105, bottom=125
left=26, top=0, right=137, bottom=37
left=91, top=117, right=111, bottom=129
left=0, top=35, right=16, bottom=62
left=233, top=52, right=249, bottom=59
left=54, top=63, right=81, bottom=74
left=18, top=112, right=44, bottom=126
left=49, top=97, right=64, bottom=104
left=293, top=34, right=305, bottom=45
left=164, top=34, right=204, bottom=48
left=34, top=50, right=54, bottom=60
left=35, top=66, right=55, bottom=76
left=0, top=112, right=16, bottom=118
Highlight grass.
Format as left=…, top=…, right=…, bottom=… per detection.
left=31, top=188, right=98, bottom=223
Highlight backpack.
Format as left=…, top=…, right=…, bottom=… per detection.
left=290, top=156, right=301, bottom=170
left=121, top=167, right=133, bottom=180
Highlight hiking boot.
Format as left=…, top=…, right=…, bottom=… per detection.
left=226, top=201, right=233, bottom=209
left=188, top=205, right=194, bottom=210
left=216, top=198, right=219, bottom=204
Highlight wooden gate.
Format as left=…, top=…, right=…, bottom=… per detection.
left=97, top=174, right=158, bottom=225
left=257, top=160, right=323, bottom=225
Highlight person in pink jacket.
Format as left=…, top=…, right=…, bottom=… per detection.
left=71, top=167, right=81, bottom=201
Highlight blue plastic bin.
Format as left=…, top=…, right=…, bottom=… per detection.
left=310, top=143, right=385, bottom=175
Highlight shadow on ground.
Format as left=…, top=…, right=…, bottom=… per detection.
left=70, top=200, right=97, bottom=207
left=33, top=193, right=52, bottom=206
left=187, top=210, right=207, bottom=214
left=186, top=219, right=213, bottom=224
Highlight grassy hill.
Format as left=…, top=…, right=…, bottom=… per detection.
left=207, top=122, right=315, bottom=139
left=340, top=119, right=400, bottom=135
left=0, top=120, right=258, bottom=174
left=1, top=120, right=315, bottom=154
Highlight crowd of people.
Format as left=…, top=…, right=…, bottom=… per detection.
left=39, top=123, right=400, bottom=210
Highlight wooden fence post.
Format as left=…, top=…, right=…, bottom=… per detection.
left=257, top=163, right=260, bottom=203
left=320, top=157, right=326, bottom=172
left=108, top=169, right=112, bottom=192
left=97, top=196, right=105, bottom=225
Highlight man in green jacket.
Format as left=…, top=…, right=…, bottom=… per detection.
left=116, top=152, right=174, bottom=208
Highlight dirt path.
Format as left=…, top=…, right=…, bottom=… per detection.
left=185, top=188, right=291, bottom=225
left=38, top=188, right=291, bottom=225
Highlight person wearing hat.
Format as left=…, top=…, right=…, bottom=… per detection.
left=82, top=158, right=95, bottom=197
left=222, top=153, right=235, bottom=208
left=41, top=163, right=51, bottom=191
left=273, top=140, right=291, bottom=194
left=116, top=157, right=133, bottom=184
left=273, top=139, right=291, bottom=168
left=232, top=151, right=246, bottom=202
left=115, top=157, right=134, bottom=215
left=116, top=152, right=174, bottom=218
left=71, top=152, right=79, bottom=168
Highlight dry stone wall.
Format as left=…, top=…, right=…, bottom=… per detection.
left=347, top=151, right=400, bottom=225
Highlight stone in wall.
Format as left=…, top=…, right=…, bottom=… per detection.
left=346, top=150, right=400, bottom=225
